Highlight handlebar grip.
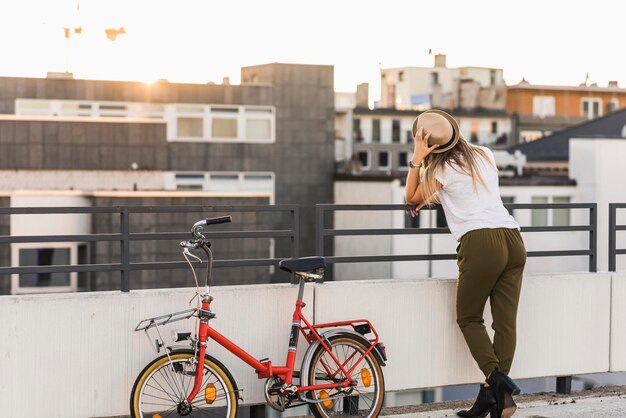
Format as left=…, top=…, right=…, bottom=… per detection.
left=205, top=215, right=232, bottom=226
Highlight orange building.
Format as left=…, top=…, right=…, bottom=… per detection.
left=507, top=79, right=626, bottom=142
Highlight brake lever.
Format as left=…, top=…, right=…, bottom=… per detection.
left=182, top=247, right=203, bottom=263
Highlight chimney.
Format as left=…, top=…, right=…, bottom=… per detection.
left=434, top=54, right=447, bottom=68
left=222, top=77, right=230, bottom=85
left=356, top=83, right=369, bottom=108
left=608, top=80, right=619, bottom=88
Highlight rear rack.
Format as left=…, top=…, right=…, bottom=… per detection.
left=134, top=308, right=198, bottom=331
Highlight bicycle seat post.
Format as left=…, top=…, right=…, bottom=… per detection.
left=296, top=274, right=306, bottom=302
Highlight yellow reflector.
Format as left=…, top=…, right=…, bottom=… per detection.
left=361, top=368, right=372, bottom=387
left=205, top=383, right=217, bottom=404
left=320, top=390, right=334, bottom=408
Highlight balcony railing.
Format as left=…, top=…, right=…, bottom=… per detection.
left=609, top=203, right=626, bottom=271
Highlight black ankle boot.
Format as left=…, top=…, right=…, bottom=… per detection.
left=456, top=384, right=497, bottom=418
left=486, top=367, right=520, bottom=418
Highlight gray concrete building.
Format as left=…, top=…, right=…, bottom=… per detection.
left=0, top=63, right=335, bottom=294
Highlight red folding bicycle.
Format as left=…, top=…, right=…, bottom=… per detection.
left=130, top=216, right=387, bottom=418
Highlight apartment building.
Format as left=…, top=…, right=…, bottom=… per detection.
left=0, top=63, right=335, bottom=294
left=507, top=79, right=626, bottom=142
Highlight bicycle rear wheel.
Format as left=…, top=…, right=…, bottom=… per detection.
left=130, top=350, right=238, bottom=418
left=307, top=335, right=385, bottom=418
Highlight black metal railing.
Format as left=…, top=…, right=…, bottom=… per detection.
left=609, top=203, right=626, bottom=271
left=0, top=205, right=299, bottom=292
left=316, top=203, right=597, bottom=274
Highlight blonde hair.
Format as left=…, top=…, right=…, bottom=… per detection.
left=419, top=137, right=495, bottom=205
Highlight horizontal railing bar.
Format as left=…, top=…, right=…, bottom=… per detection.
left=322, top=228, right=450, bottom=236
left=128, top=259, right=281, bottom=270
left=616, top=249, right=626, bottom=255
left=527, top=250, right=591, bottom=257
left=316, top=203, right=596, bottom=211
left=323, top=250, right=591, bottom=264
left=322, top=225, right=592, bottom=237
left=609, top=204, right=626, bottom=209
left=129, top=230, right=295, bottom=241
left=615, top=225, right=626, bottom=231
left=0, top=205, right=298, bottom=215
left=324, top=254, right=457, bottom=263
left=0, top=234, right=121, bottom=244
left=520, top=225, right=592, bottom=232
left=0, top=264, right=121, bottom=275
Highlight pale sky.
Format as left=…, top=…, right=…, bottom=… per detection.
left=1, top=0, right=625, bottom=102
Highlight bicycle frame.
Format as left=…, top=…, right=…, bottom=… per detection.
left=184, top=278, right=381, bottom=403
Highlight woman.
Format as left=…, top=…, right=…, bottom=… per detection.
left=404, top=110, right=527, bottom=418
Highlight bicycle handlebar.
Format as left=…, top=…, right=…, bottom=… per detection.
left=191, top=216, right=232, bottom=239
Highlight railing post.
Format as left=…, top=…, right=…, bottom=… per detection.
left=292, top=206, right=300, bottom=259
left=589, top=203, right=597, bottom=272
left=609, top=203, right=616, bottom=272
left=315, top=205, right=324, bottom=257
left=120, top=208, right=130, bottom=292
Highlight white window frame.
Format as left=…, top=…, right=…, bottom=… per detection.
left=164, top=171, right=275, bottom=202
left=11, top=242, right=85, bottom=295
left=167, top=104, right=275, bottom=143
left=377, top=150, right=391, bottom=171
left=15, top=99, right=275, bottom=144
left=580, top=97, right=602, bottom=119
left=532, top=95, right=555, bottom=118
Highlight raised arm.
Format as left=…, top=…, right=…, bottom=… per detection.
left=405, top=126, right=440, bottom=205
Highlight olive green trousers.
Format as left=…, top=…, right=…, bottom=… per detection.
left=456, top=227, right=527, bottom=378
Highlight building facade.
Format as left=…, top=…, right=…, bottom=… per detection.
left=507, top=79, right=626, bottom=143
left=380, top=54, right=506, bottom=111
left=0, top=63, right=335, bottom=294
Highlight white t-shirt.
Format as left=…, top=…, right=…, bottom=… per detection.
left=434, top=146, right=519, bottom=241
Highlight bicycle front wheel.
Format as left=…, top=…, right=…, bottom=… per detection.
left=130, top=350, right=238, bottom=418
left=307, top=335, right=385, bottom=418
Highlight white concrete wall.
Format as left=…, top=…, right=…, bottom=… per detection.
left=0, top=170, right=165, bottom=191
left=611, top=273, right=626, bottom=372
left=570, top=138, right=626, bottom=272
left=0, top=273, right=618, bottom=417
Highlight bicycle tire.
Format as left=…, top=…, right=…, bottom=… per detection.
left=130, top=349, right=238, bottom=418
left=307, top=334, right=385, bottom=418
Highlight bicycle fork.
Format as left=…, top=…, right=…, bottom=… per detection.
left=186, top=295, right=214, bottom=403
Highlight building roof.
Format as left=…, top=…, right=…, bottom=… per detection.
left=509, top=108, right=626, bottom=161
left=508, top=81, right=626, bottom=93
left=353, top=107, right=509, bottom=118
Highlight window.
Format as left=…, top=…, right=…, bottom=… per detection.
left=532, top=96, right=555, bottom=118
left=398, top=71, right=404, bottom=82
left=353, top=118, right=363, bottom=142
left=531, top=196, right=548, bottom=226
left=406, top=130, right=413, bottom=143
left=177, top=117, right=204, bottom=138
left=357, top=151, right=370, bottom=170
left=12, top=243, right=87, bottom=294
left=553, top=196, right=571, bottom=226
left=246, top=119, right=271, bottom=140
left=372, top=119, right=381, bottom=143
left=581, top=97, right=602, bottom=119
left=491, top=121, right=498, bottom=134
left=392, top=120, right=401, bottom=143
left=208, top=174, right=240, bottom=191
left=431, top=72, right=439, bottom=86
left=531, top=196, right=571, bottom=226
left=211, top=118, right=237, bottom=138
left=490, top=70, right=496, bottom=86
left=399, top=151, right=410, bottom=170
left=378, top=151, right=390, bottom=170
left=608, top=98, right=620, bottom=113
left=175, top=173, right=205, bottom=190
